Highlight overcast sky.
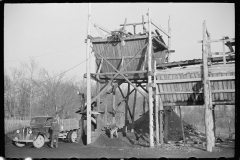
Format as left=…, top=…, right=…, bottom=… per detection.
left=4, top=3, right=235, bottom=81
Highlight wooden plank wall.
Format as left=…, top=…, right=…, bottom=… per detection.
left=93, top=38, right=148, bottom=73
left=156, top=63, right=235, bottom=104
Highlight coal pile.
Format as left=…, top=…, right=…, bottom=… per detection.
left=91, top=133, right=133, bottom=148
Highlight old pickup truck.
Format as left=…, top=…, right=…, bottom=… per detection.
left=12, top=116, right=80, bottom=148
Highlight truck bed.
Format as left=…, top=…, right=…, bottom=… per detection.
left=59, top=118, right=79, bottom=132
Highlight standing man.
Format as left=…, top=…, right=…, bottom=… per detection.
left=50, top=114, right=60, bottom=148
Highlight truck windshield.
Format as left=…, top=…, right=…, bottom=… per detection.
left=30, top=117, right=53, bottom=125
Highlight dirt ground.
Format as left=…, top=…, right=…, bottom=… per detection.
left=4, top=110, right=236, bottom=158
left=4, top=131, right=235, bottom=159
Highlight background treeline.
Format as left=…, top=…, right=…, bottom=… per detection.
left=4, top=59, right=86, bottom=119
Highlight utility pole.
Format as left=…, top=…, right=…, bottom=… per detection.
left=86, top=3, right=92, bottom=145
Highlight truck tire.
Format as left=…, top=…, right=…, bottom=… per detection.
left=33, top=135, right=45, bottom=148
left=13, top=141, right=26, bottom=147
left=67, top=130, right=78, bottom=143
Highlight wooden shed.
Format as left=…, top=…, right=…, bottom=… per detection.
left=155, top=63, right=235, bottom=106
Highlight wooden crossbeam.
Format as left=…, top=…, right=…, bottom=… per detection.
left=197, top=38, right=235, bottom=43
left=120, top=21, right=147, bottom=26
left=152, top=37, right=168, bottom=49
left=157, top=89, right=235, bottom=94
left=155, top=76, right=235, bottom=84
left=151, top=19, right=171, bottom=38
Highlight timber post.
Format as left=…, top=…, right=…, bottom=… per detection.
left=147, top=8, right=154, bottom=148
left=112, top=87, right=116, bottom=124
left=159, top=96, right=164, bottom=145
left=131, top=89, right=137, bottom=132
left=125, top=83, right=130, bottom=133
left=154, top=60, right=159, bottom=145
left=164, top=106, right=169, bottom=143
left=202, top=20, right=215, bottom=152
left=86, top=3, right=92, bottom=145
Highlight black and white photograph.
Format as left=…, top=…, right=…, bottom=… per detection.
left=3, top=3, right=235, bottom=159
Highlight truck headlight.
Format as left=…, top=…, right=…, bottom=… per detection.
left=16, top=130, right=20, bottom=133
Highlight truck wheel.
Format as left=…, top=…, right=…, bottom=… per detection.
left=13, top=141, right=26, bottom=147
left=33, top=135, right=45, bottom=148
left=67, top=130, right=78, bottom=143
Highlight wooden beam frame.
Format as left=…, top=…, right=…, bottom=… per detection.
left=154, top=60, right=159, bottom=145
left=203, top=20, right=214, bottom=152
left=151, top=19, right=171, bottom=38
left=152, top=37, right=168, bottom=49
left=91, top=42, right=149, bottom=99
left=155, top=76, right=235, bottom=84
left=148, top=8, right=154, bottom=148
left=197, top=38, right=235, bottom=43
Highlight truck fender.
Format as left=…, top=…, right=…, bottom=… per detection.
left=32, top=132, right=47, bottom=141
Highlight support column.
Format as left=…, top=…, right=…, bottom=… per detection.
left=212, top=105, right=216, bottom=139
left=131, top=89, right=137, bottom=132
left=112, top=87, right=116, bottom=124
left=202, top=20, right=214, bottom=152
left=86, top=3, right=92, bottom=145
left=179, top=106, right=186, bottom=146
left=159, top=96, right=164, bottom=144
left=164, top=106, right=169, bottom=143
left=147, top=8, right=154, bottom=148
left=105, top=100, right=107, bottom=124
left=96, top=82, right=101, bottom=130
left=154, top=60, right=159, bottom=145
left=125, top=83, right=130, bottom=133
left=167, top=16, right=171, bottom=63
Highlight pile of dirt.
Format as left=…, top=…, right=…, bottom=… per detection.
left=131, top=111, right=206, bottom=143
left=87, top=110, right=206, bottom=148
left=91, top=133, right=133, bottom=148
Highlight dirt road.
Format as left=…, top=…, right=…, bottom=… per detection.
left=4, top=141, right=234, bottom=158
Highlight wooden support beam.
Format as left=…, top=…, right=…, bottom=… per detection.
left=197, top=38, right=235, bottom=43
left=164, top=106, right=169, bottom=143
left=154, top=60, right=159, bottom=145
left=94, top=24, right=106, bottom=39
left=155, top=76, right=235, bottom=84
left=143, top=97, right=146, bottom=114
left=210, top=51, right=234, bottom=55
left=212, top=105, right=216, bottom=140
left=91, top=70, right=148, bottom=75
left=125, top=83, right=130, bottom=132
left=105, top=100, right=108, bottom=124
left=162, top=101, right=234, bottom=106
left=157, top=89, right=235, bottom=94
left=119, top=21, right=147, bottom=26
left=131, top=89, right=137, bottom=132
left=203, top=20, right=214, bottom=152
left=222, top=36, right=226, bottom=65
left=148, top=8, right=154, bottom=148
left=86, top=3, right=92, bottom=145
left=167, top=15, right=171, bottom=63
left=179, top=106, right=186, bottom=146
left=112, top=87, right=116, bottom=124
left=96, top=82, right=101, bottom=130
left=151, top=19, right=171, bottom=38
left=152, top=37, right=168, bottom=49
left=159, top=96, right=164, bottom=145
left=94, top=23, right=111, bottom=34
left=138, top=83, right=148, bottom=93
left=117, top=84, right=139, bottom=108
